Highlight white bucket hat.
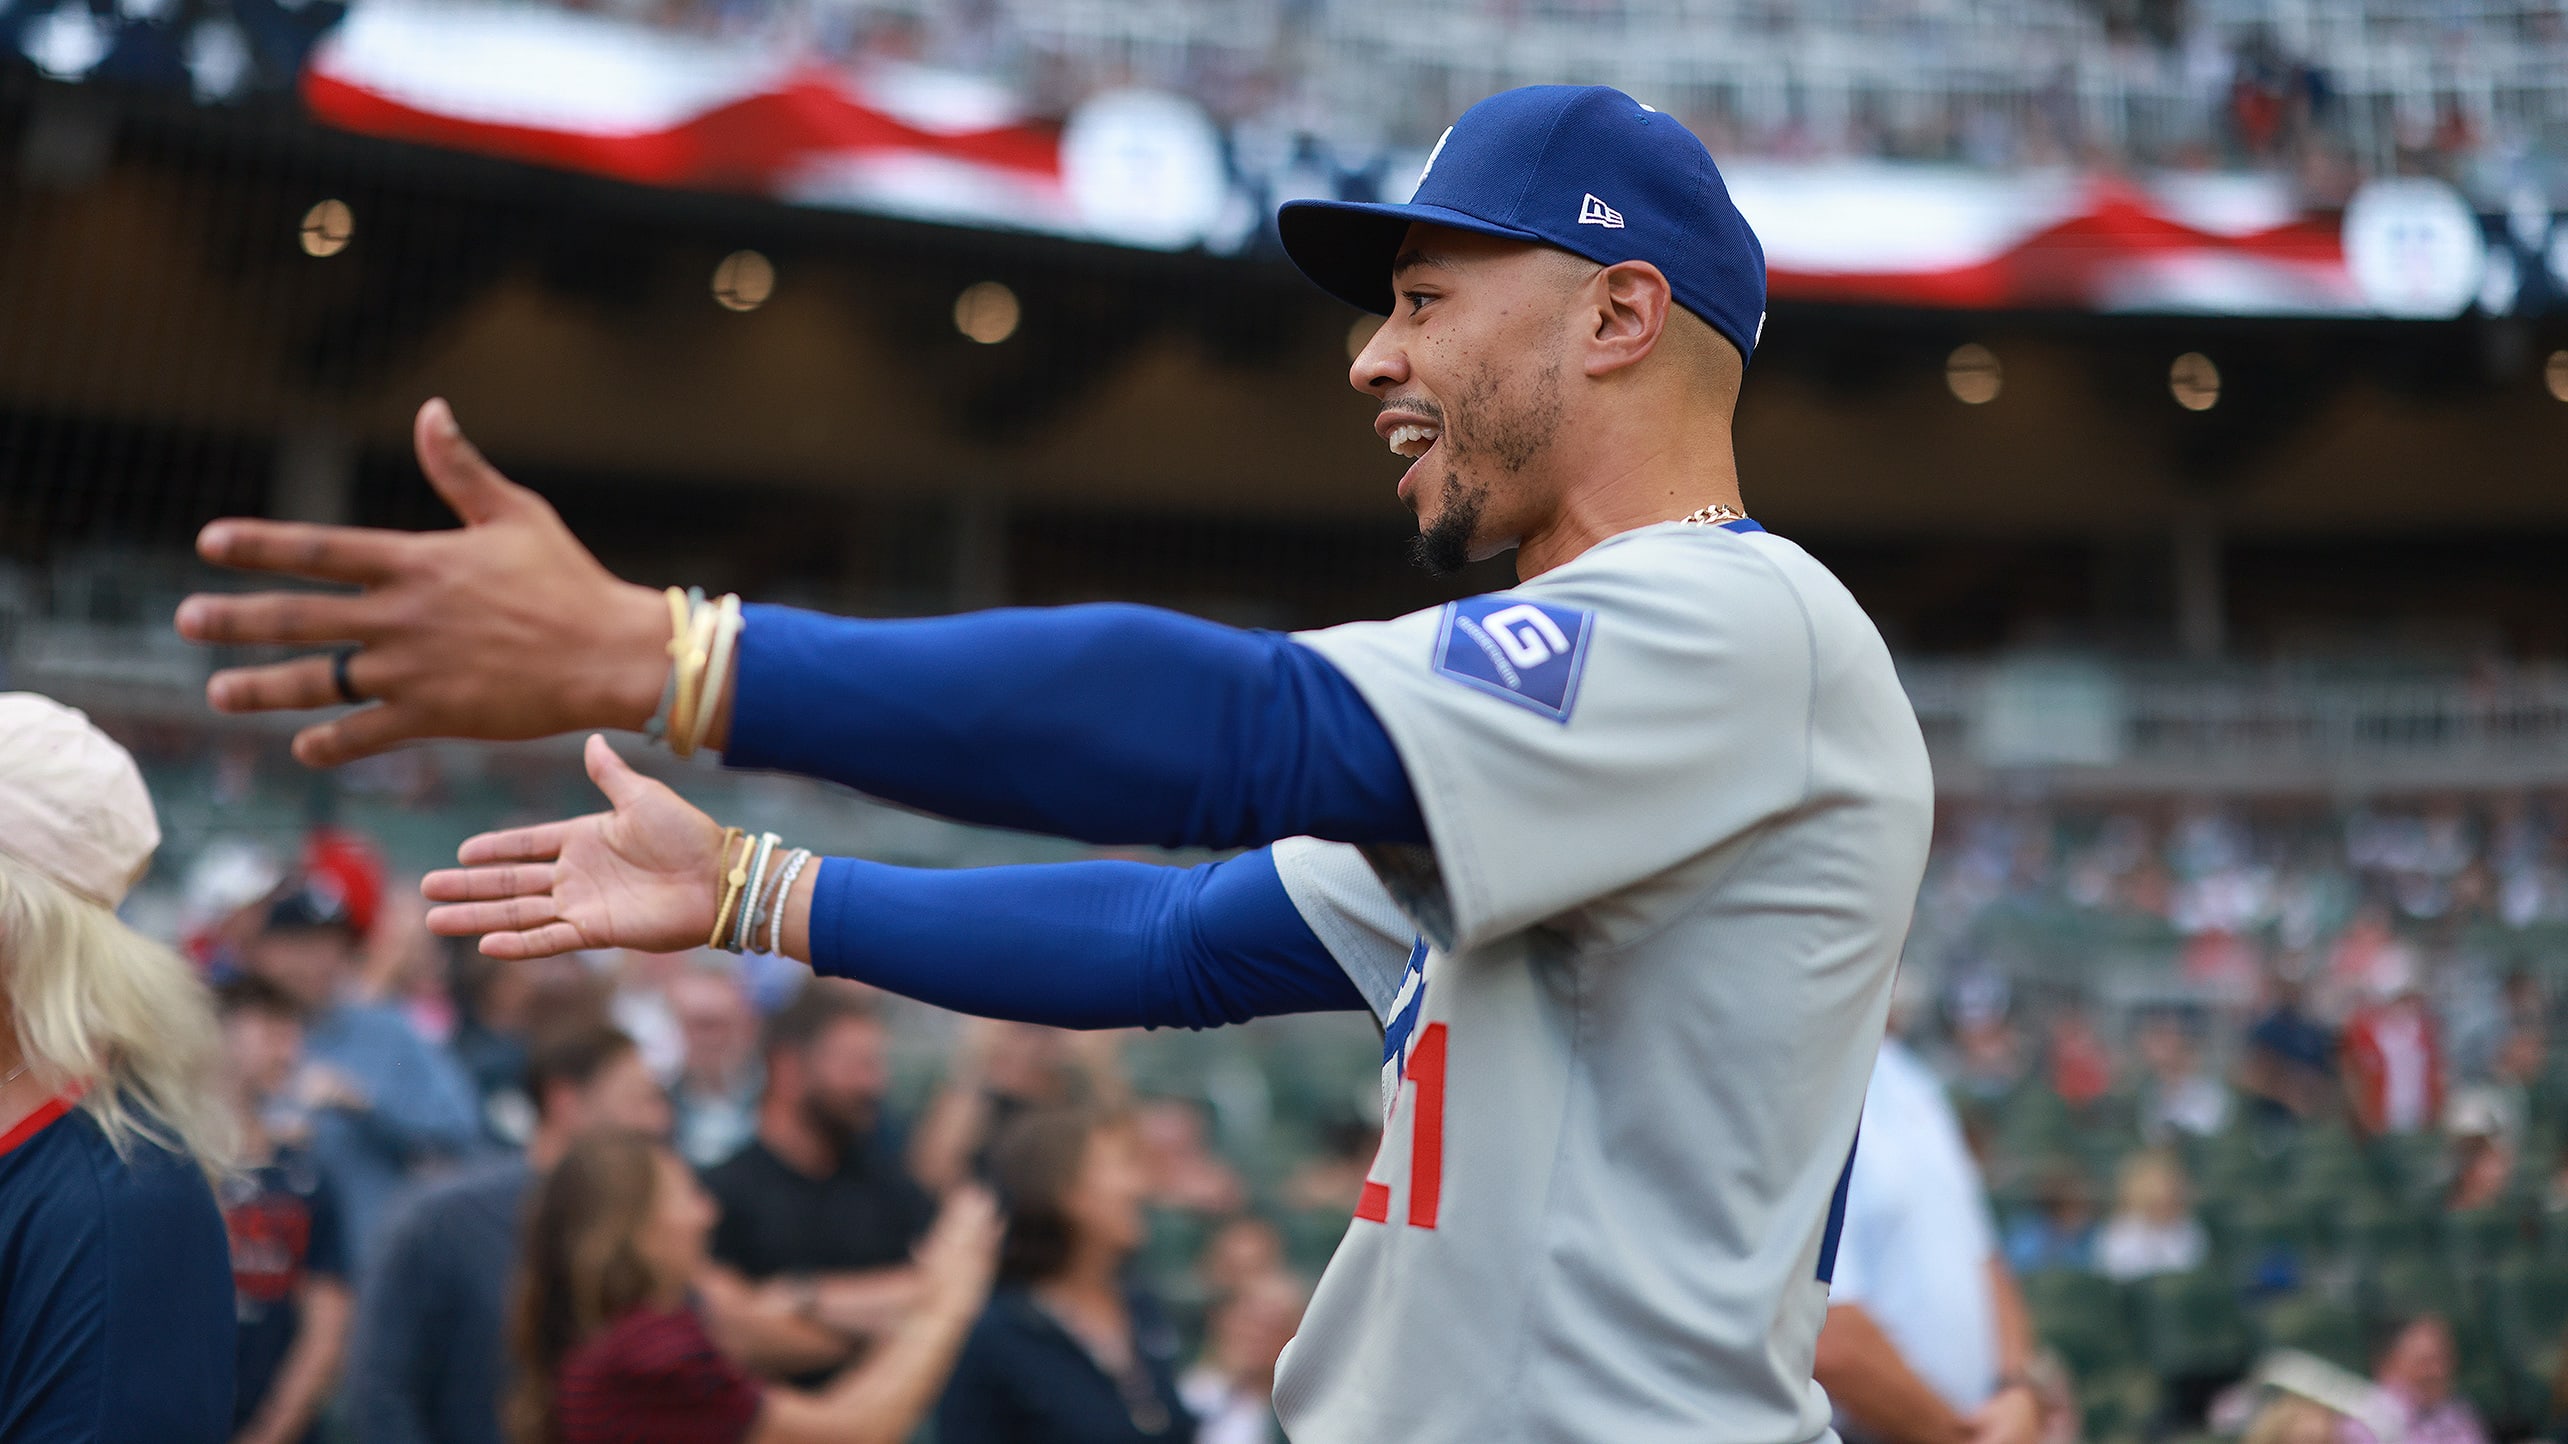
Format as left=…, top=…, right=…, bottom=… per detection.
left=0, top=693, right=161, bottom=909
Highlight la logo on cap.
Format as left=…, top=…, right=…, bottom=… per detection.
left=1578, top=193, right=1625, bottom=228
left=1418, top=126, right=1453, bottom=185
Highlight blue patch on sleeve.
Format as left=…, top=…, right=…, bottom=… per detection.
left=1432, top=596, right=1595, bottom=722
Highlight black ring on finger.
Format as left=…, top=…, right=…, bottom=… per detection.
left=331, top=647, right=365, bottom=706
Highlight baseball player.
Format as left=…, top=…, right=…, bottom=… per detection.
left=176, top=86, right=1933, bottom=1444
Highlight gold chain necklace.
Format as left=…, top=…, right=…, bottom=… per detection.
left=1677, top=502, right=1744, bottom=526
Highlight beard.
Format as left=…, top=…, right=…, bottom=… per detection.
left=1394, top=354, right=1562, bottom=578
left=799, top=1091, right=871, bottom=1155
left=1408, top=477, right=1488, bottom=576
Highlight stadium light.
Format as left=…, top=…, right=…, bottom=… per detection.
left=2169, top=352, right=2220, bottom=411
left=2546, top=351, right=2568, bottom=404
left=712, top=251, right=775, bottom=312
left=953, top=282, right=1021, bottom=344
left=298, top=200, right=353, bottom=258
left=1945, top=344, right=2001, bottom=404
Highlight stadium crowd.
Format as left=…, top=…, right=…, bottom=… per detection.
left=1896, top=791, right=2568, bottom=1444
left=51, top=742, right=2568, bottom=1444
left=183, top=829, right=1317, bottom=1444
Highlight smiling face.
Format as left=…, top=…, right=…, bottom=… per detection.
left=636, top=1147, right=719, bottom=1303
left=1352, top=225, right=1608, bottom=574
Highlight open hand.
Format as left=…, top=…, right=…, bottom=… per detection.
left=176, top=399, right=668, bottom=768
left=913, top=1186, right=1003, bottom=1323
left=422, top=736, right=725, bottom=959
left=1967, top=1384, right=2043, bottom=1444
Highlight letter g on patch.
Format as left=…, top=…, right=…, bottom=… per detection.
left=1433, top=597, right=1595, bottom=722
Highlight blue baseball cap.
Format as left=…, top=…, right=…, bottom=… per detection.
left=1279, top=85, right=1767, bottom=364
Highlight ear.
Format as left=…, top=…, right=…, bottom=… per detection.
left=1582, top=260, right=1675, bottom=379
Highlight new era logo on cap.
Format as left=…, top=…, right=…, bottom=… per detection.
left=1276, top=85, right=1769, bottom=364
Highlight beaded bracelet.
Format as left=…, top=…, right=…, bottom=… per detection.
left=765, top=848, right=814, bottom=956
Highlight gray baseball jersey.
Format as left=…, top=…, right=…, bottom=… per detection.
left=1267, top=520, right=1934, bottom=1444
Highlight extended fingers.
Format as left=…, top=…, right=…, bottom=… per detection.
left=422, top=862, right=557, bottom=903
left=457, top=822, right=574, bottom=866
left=291, top=704, right=428, bottom=769
left=423, top=894, right=563, bottom=937
left=197, top=518, right=411, bottom=585
left=479, top=921, right=589, bottom=961
left=206, top=655, right=342, bottom=714
left=176, top=590, right=381, bottom=647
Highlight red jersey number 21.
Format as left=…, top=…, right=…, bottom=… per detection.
left=1355, top=1022, right=1446, bottom=1229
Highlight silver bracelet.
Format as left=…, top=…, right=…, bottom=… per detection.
left=766, top=848, right=813, bottom=956
left=730, top=832, right=778, bottom=953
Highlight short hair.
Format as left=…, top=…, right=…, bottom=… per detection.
left=991, top=1105, right=1123, bottom=1285
left=523, top=1024, right=638, bottom=1119
left=760, top=981, right=878, bottom=1061
left=214, top=974, right=302, bottom=1021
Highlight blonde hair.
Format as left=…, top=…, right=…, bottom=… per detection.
left=0, top=850, right=236, bottom=1179
left=2243, top=1395, right=2339, bottom=1444
left=2115, top=1147, right=2190, bottom=1223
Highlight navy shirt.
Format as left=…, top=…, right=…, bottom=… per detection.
left=343, top=1156, right=534, bottom=1444
left=0, top=1093, right=236, bottom=1444
left=937, top=1285, right=1197, bottom=1444
left=223, top=1144, right=347, bottom=1441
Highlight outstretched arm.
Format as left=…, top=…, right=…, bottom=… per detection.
left=422, top=736, right=1365, bottom=1029
left=178, top=400, right=1424, bottom=854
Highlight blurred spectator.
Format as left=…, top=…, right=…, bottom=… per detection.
left=2001, top=1162, right=2097, bottom=1276
left=611, top=949, right=690, bottom=1083
left=345, top=1024, right=673, bottom=1444
left=1133, top=1097, right=1247, bottom=1218
left=2484, top=1023, right=2548, bottom=1147
left=1945, top=973, right=2029, bottom=1107
left=2094, top=1150, right=2208, bottom=1282
left=2343, top=952, right=2445, bottom=1137
left=2135, top=1007, right=2232, bottom=1141
left=216, top=977, right=352, bottom=1444
left=2443, top=1094, right=2515, bottom=1211
left=446, top=947, right=584, bottom=1148
left=1279, top=1117, right=1377, bottom=1214
left=2244, top=1396, right=2343, bottom=1444
left=0, top=693, right=238, bottom=1444
left=913, top=1018, right=1129, bottom=1193
left=1817, top=1034, right=2050, bottom=1444
left=703, top=983, right=936, bottom=1363
left=938, top=1107, right=1198, bottom=1444
left=2339, top=1315, right=2488, bottom=1444
left=1197, top=1215, right=1287, bottom=1299
left=2045, top=1002, right=2115, bottom=1109
left=245, top=876, right=480, bottom=1252
left=2240, top=962, right=2338, bottom=1125
left=360, top=882, right=458, bottom=1044
left=511, top=1130, right=1000, bottom=1444
left=671, top=962, right=763, bottom=1169
left=1179, top=1272, right=1308, bottom=1444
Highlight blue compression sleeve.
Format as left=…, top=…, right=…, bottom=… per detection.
left=725, top=603, right=1427, bottom=849
left=804, top=847, right=1366, bottom=1029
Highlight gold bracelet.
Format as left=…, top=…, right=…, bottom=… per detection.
left=688, top=594, right=744, bottom=758
left=706, top=827, right=749, bottom=950
left=668, top=599, right=721, bottom=758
